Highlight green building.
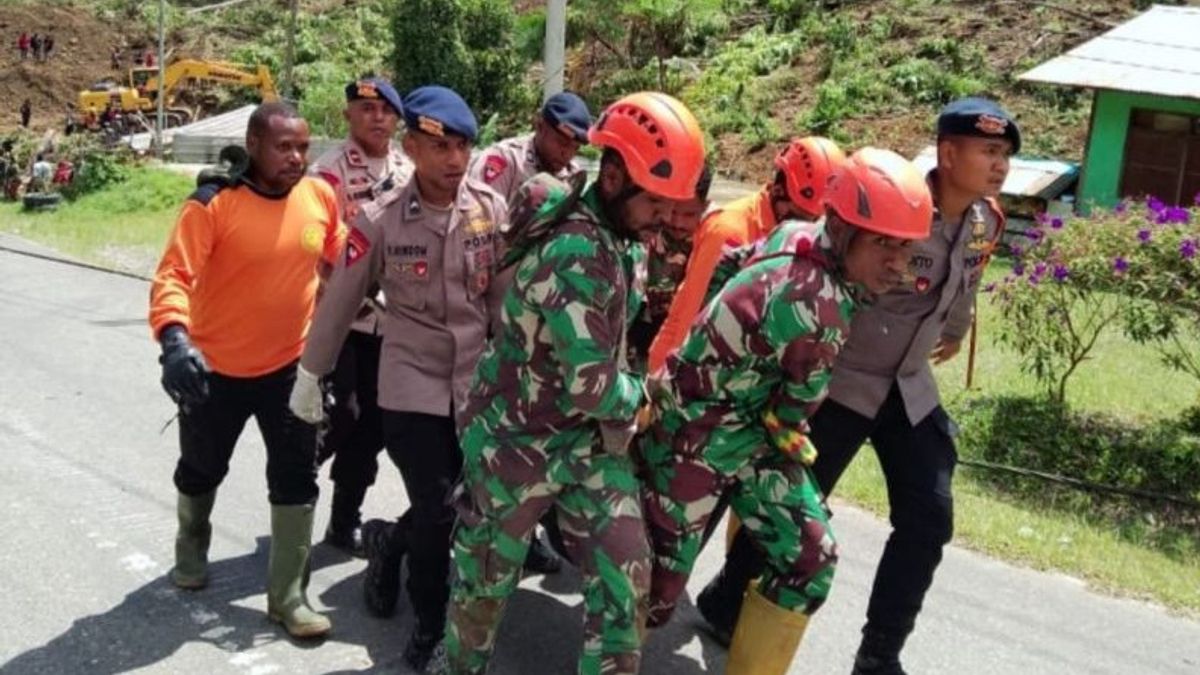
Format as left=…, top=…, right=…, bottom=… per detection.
left=1019, top=4, right=1200, bottom=213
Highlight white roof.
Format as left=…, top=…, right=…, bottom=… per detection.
left=1018, top=4, right=1200, bottom=100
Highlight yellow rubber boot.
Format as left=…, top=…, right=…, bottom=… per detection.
left=724, top=512, right=741, bottom=552
left=724, top=587, right=811, bottom=675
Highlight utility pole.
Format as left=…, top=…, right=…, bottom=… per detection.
left=284, top=0, right=297, bottom=100
left=543, top=0, right=567, bottom=101
left=156, top=0, right=166, bottom=160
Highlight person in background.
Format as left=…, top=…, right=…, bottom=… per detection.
left=307, top=76, right=411, bottom=557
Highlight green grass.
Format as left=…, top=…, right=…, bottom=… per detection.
left=836, top=451, right=1200, bottom=614
left=835, top=260, right=1200, bottom=614
left=0, top=166, right=191, bottom=275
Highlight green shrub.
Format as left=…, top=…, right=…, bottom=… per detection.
left=953, top=394, right=1200, bottom=504
left=391, top=0, right=526, bottom=127
left=990, top=200, right=1200, bottom=408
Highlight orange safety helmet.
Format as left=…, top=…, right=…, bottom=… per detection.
left=774, top=136, right=846, bottom=216
left=824, top=147, right=933, bottom=240
left=588, top=92, right=706, bottom=201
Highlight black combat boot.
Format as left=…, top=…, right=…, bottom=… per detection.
left=695, top=572, right=747, bottom=647
left=851, top=629, right=910, bottom=675
left=522, top=533, right=563, bottom=575
left=323, top=485, right=366, bottom=557
left=361, top=518, right=407, bottom=617
left=403, top=620, right=443, bottom=671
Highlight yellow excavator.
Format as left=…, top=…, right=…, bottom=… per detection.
left=78, top=59, right=279, bottom=128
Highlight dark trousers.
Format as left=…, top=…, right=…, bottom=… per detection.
left=382, top=409, right=463, bottom=631
left=720, top=386, right=957, bottom=638
left=324, top=331, right=385, bottom=492
left=174, top=361, right=318, bottom=505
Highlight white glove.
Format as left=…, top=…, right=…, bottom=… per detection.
left=288, top=365, right=324, bottom=424
left=599, top=418, right=639, bottom=456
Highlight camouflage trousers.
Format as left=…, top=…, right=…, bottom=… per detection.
left=444, top=424, right=652, bottom=675
left=639, top=412, right=838, bottom=615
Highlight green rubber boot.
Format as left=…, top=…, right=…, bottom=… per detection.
left=267, top=504, right=331, bottom=639
left=171, top=490, right=216, bottom=590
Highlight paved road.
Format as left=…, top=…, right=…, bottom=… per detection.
left=1, top=233, right=1197, bottom=675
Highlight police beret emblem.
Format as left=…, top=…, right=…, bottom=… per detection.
left=418, top=115, right=445, bottom=137
left=975, top=114, right=1007, bottom=136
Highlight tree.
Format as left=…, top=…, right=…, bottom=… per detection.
left=390, top=0, right=525, bottom=125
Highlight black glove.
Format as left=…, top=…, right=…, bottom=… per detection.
left=159, top=324, right=210, bottom=407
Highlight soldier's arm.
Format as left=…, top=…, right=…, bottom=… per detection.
left=531, top=236, right=644, bottom=421
left=762, top=289, right=840, bottom=465
left=148, top=188, right=220, bottom=338
left=300, top=214, right=383, bottom=377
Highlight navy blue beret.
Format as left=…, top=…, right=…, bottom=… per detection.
left=937, top=97, right=1021, bottom=154
left=345, top=77, right=403, bottom=117
left=541, top=91, right=591, bottom=143
left=402, top=85, right=478, bottom=142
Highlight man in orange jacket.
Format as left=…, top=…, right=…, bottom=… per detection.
left=646, top=136, right=847, bottom=374
left=148, top=101, right=343, bottom=639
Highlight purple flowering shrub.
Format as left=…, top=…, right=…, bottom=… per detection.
left=990, top=198, right=1200, bottom=404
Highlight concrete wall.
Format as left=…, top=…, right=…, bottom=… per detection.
left=1080, top=90, right=1200, bottom=211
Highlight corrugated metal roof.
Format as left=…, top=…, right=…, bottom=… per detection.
left=1018, top=5, right=1200, bottom=100
left=911, top=146, right=1078, bottom=199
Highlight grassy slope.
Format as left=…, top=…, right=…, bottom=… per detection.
left=0, top=167, right=191, bottom=275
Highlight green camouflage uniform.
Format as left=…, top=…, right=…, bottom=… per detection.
left=445, top=180, right=651, bottom=675
left=628, top=230, right=692, bottom=372
left=639, top=220, right=861, bottom=621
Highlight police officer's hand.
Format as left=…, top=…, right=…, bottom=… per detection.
left=159, top=324, right=210, bottom=407
left=288, top=364, right=325, bottom=424
left=930, top=338, right=963, bottom=364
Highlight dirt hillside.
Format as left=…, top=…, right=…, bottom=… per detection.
left=0, top=4, right=147, bottom=133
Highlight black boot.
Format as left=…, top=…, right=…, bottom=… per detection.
left=522, top=533, right=563, bottom=575
left=361, top=518, right=407, bottom=617
left=695, top=571, right=746, bottom=647
left=697, top=527, right=765, bottom=647
left=851, top=629, right=909, bottom=675
left=403, top=620, right=443, bottom=671
left=324, top=485, right=366, bottom=557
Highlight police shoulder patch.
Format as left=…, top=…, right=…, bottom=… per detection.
left=345, top=226, right=372, bottom=267
left=482, top=154, right=508, bottom=184
left=315, top=169, right=341, bottom=189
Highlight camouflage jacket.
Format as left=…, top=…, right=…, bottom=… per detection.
left=660, top=222, right=858, bottom=470
left=643, top=230, right=693, bottom=325
left=704, top=218, right=825, bottom=306
left=462, top=183, right=647, bottom=443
